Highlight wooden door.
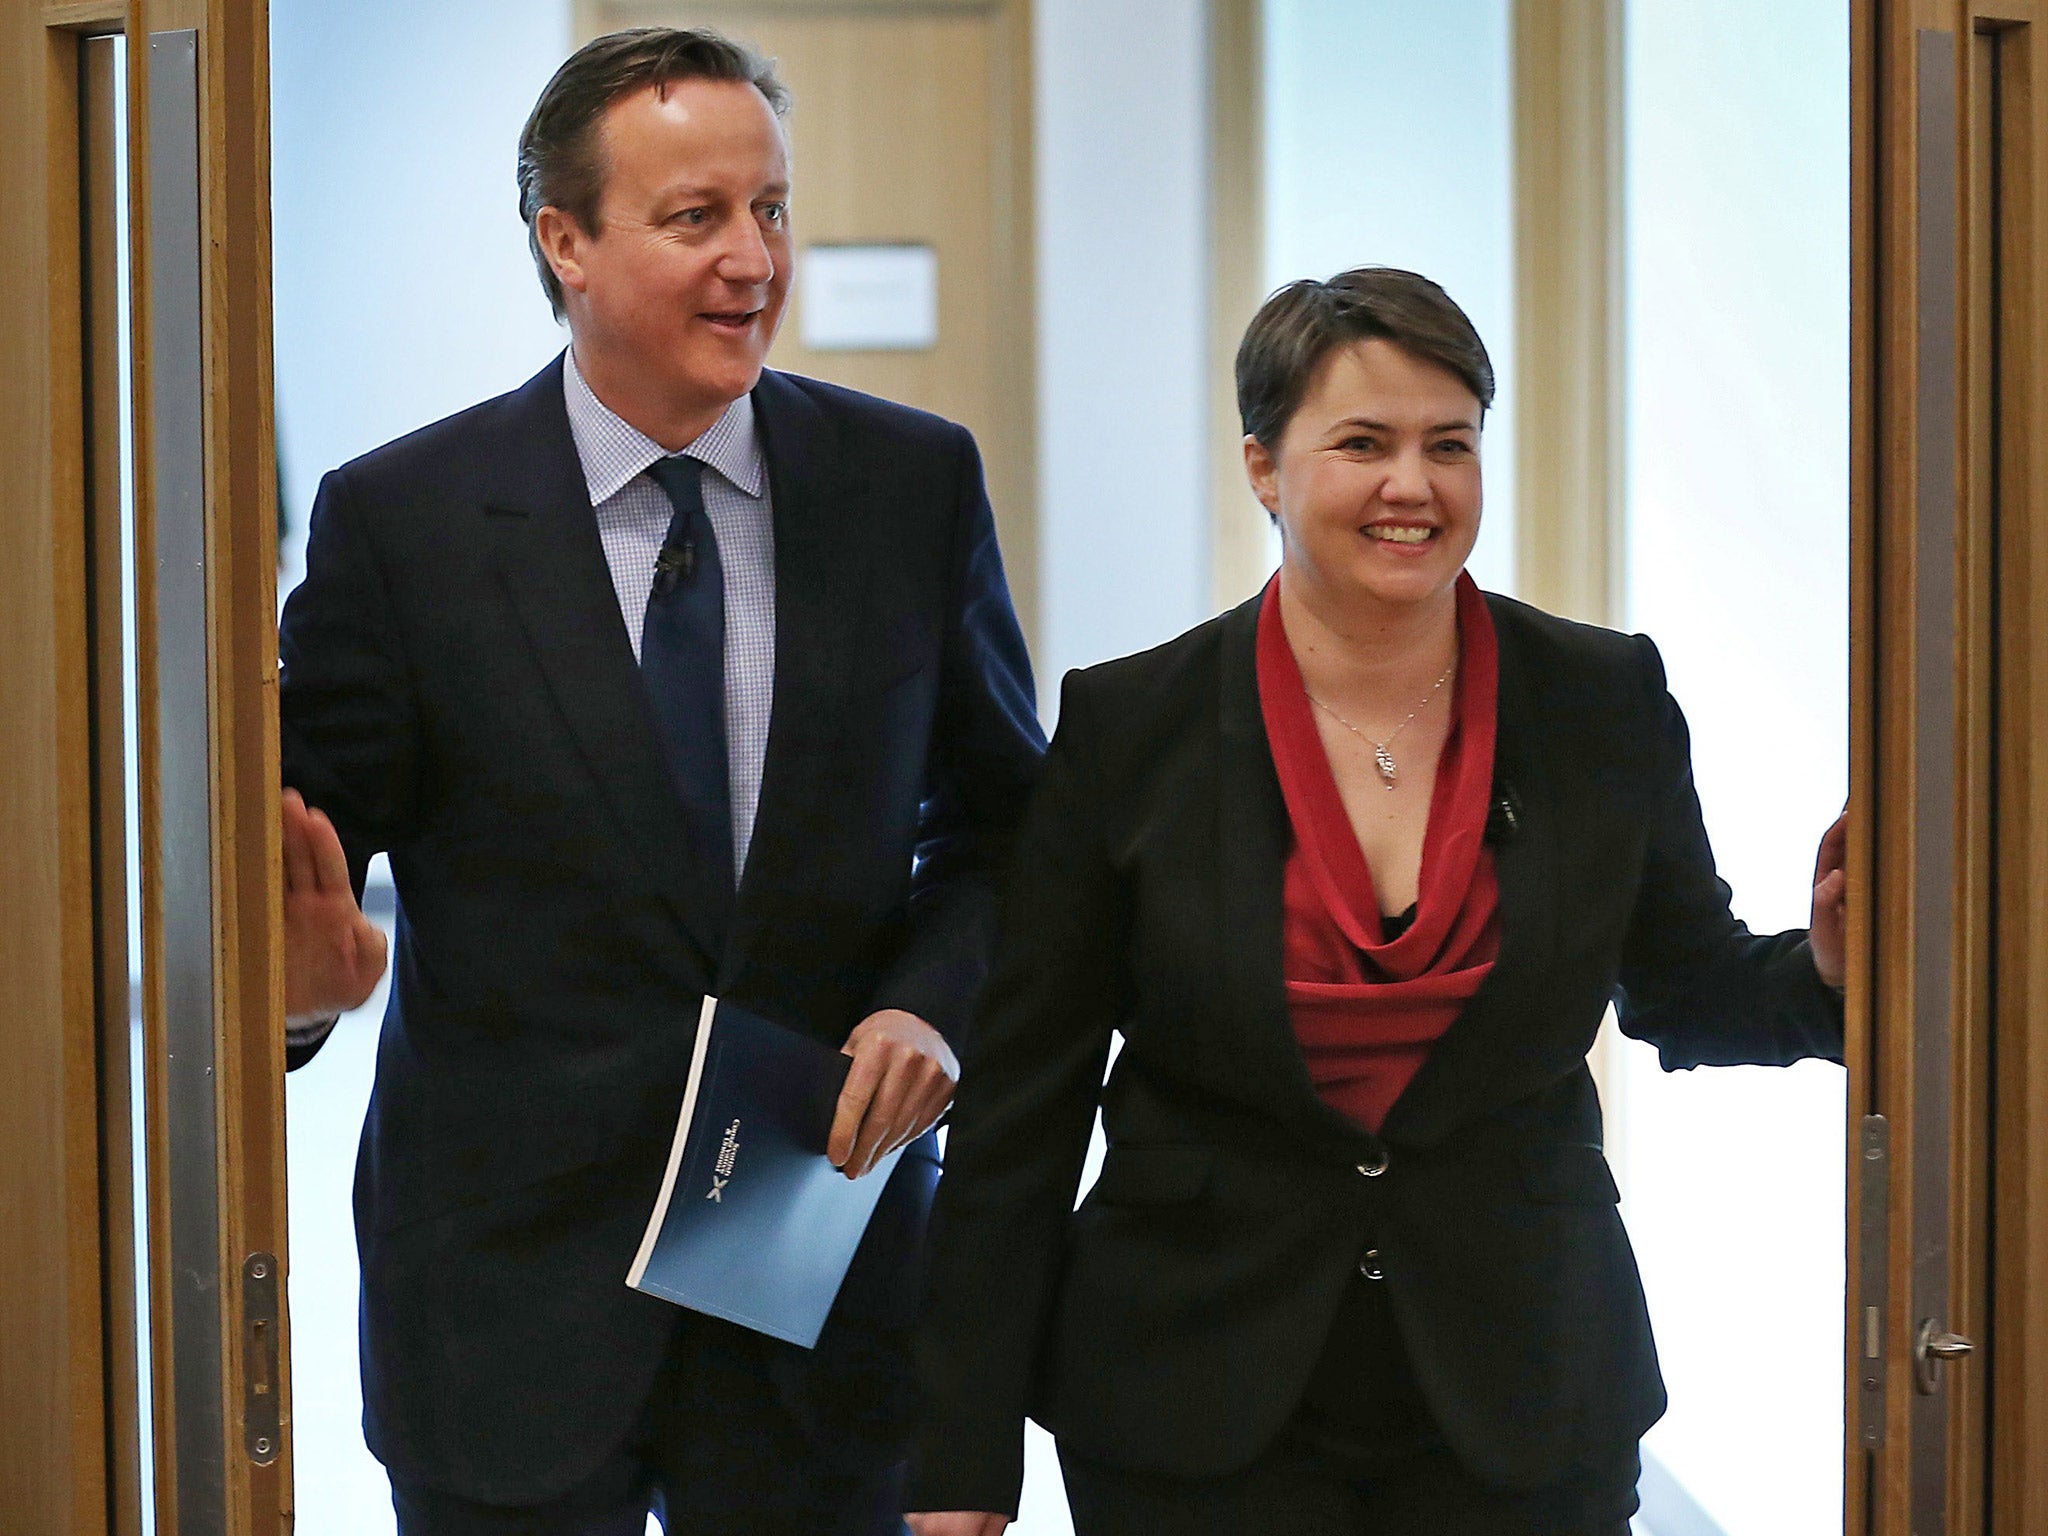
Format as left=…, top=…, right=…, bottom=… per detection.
left=1854, top=1, right=2048, bottom=1528
left=578, top=0, right=1039, bottom=646
left=1967, top=17, right=2048, bottom=1523
left=0, top=3, right=288, bottom=1533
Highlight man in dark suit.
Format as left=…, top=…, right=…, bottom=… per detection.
left=277, top=28, right=1043, bottom=1535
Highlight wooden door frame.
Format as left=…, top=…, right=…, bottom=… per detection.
left=1859, top=5, right=1974, bottom=1530
left=1846, top=3, right=1881, bottom=1530
left=1207, top=0, right=1265, bottom=612
left=1860, top=0, right=2048, bottom=1529
left=1, top=7, right=126, bottom=1530
left=1969, top=13, right=2048, bottom=1530
left=0, top=1, right=285, bottom=1532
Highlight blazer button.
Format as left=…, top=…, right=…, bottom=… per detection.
left=1355, top=1148, right=1389, bottom=1177
left=1358, top=1248, right=1384, bottom=1281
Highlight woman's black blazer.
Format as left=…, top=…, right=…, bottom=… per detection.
left=908, top=588, right=1844, bottom=1516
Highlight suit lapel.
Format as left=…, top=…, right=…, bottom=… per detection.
left=723, top=371, right=866, bottom=981
left=480, top=355, right=720, bottom=982
left=1214, top=587, right=1570, bottom=1151
left=1213, top=594, right=1386, bottom=1159
left=1379, top=594, right=1562, bottom=1146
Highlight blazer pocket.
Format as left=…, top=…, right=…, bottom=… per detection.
left=854, top=654, right=931, bottom=699
left=792, top=658, right=931, bottom=751
left=1088, top=1146, right=1213, bottom=1206
left=1520, top=1142, right=1621, bottom=1206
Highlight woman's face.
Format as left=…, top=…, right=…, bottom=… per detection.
left=1245, top=337, right=1483, bottom=616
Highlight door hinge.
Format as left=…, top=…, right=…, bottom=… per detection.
left=242, top=1252, right=281, bottom=1465
left=1857, top=1115, right=1890, bottom=1448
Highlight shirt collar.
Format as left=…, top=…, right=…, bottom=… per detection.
left=561, top=346, right=767, bottom=505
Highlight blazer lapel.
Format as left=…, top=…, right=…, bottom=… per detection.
left=1379, top=594, right=1562, bottom=1147
left=480, top=355, right=720, bottom=983
left=1213, top=594, right=1387, bottom=1160
left=722, top=370, right=866, bottom=985
left=1215, top=586, right=1573, bottom=1152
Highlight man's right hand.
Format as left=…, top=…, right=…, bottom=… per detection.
left=283, top=787, right=387, bottom=1027
left=905, top=1515, right=1010, bottom=1536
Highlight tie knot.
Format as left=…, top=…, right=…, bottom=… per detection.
left=645, top=453, right=705, bottom=512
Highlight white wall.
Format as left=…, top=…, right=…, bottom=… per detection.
left=1263, top=0, right=1517, bottom=596
left=1619, top=2, right=1851, bottom=1532
left=1022, top=7, right=1213, bottom=1525
left=271, top=0, right=571, bottom=598
left=1032, top=0, right=1213, bottom=704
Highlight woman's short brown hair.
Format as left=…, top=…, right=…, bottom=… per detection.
left=517, top=28, right=790, bottom=319
left=1235, top=267, right=1495, bottom=450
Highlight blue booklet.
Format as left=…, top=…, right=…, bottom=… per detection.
left=626, top=996, right=905, bottom=1348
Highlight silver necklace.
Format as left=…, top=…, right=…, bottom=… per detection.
left=1306, top=657, right=1456, bottom=791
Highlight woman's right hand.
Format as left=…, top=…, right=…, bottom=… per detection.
left=905, top=1514, right=1010, bottom=1536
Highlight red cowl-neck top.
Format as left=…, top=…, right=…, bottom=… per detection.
left=1256, top=571, right=1503, bottom=1134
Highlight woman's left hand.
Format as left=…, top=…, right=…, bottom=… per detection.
left=1809, top=809, right=1849, bottom=991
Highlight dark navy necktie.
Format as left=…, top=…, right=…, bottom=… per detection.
left=640, top=454, right=734, bottom=955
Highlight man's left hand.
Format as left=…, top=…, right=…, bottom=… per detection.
left=828, top=1009, right=960, bottom=1179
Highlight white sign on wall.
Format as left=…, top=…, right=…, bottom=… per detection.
left=799, top=243, right=939, bottom=352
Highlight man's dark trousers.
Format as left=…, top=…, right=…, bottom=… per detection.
left=388, top=1308, right=917, bottom=1535
left=279, top=354, right=1042, bottom=1524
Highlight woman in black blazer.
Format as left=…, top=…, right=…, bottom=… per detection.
left=905, top=268, right=1847, bottom=1536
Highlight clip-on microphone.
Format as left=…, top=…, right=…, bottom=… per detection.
left=651, top=537, right=696, bottom=599
left=1485, top=779, right=1522, bottom=846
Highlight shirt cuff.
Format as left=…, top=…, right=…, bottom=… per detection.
left=285, top=1014, right=340, bottom=1049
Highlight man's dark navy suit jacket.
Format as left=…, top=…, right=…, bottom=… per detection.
left=278, top=354, right=1045, bottom=1505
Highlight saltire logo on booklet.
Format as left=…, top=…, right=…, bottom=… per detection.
left=708, top=1118, right=741, bottom=1201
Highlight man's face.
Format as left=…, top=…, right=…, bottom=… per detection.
left=549, top=78, right=793, bottom=423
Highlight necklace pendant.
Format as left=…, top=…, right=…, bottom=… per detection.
left=1374, top=744, right=1399, bottom=788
